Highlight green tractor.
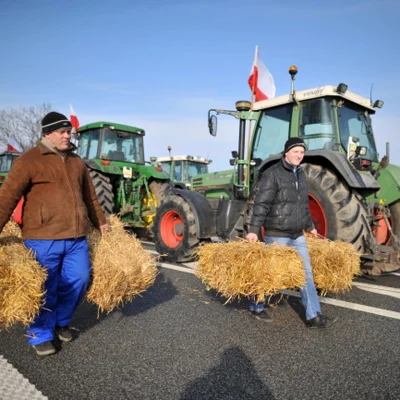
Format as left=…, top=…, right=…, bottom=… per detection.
left=152, top=150, right=212, bottom=189
left=76, top=121, right=213, bottom=261
left=0, top=151, right=21, bottom=185
left=189, top=66, right=400, bottom=274
left=76, top=121, right=171, bottom=230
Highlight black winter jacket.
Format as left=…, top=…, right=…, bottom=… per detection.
left=248, top=157, right=314, bottom=238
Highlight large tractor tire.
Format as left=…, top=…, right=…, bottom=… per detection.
left=152, top=194, right=199, bottom=263
left=149, top=181, right=171, bottom=206
left=303, top=163, right=369, bottom=253
left=89, top=170, right=114, bottom=216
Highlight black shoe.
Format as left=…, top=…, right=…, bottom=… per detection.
left=251, top=310, right=273, bottom=322
left=55, top=325, right=73, bottom=342
left=306, top=313, right=338, bottom=329
left=33, top=341, right=56, bottom=356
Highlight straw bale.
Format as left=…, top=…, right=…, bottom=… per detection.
left=306, top=234, right=361, bottom=295
left=0, top=244, right=46, bottom=329
left=195, top=241, right=305, bottom=302
left=0, top=221, right=22, bottom=245
left=86, top=215, right=157, bottom=313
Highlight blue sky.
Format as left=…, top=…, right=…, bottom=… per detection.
left=1, top=0, right=399, bottom=171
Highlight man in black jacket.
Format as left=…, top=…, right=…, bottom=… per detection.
left=246, top=138, right=337, bottom=328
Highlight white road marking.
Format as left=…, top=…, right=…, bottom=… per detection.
left=157, top=261, right=400, bottom=321
left=390, top=272, right=400, bottom=277
left=355, top=287, right=400, bottom=300
left=281, top=290, right=400, bottom=320
left=141, top=240, right=155, bottom=246
left=353, top=281, right=400, bottom=299
left=157, top=261, right=195, bottom=274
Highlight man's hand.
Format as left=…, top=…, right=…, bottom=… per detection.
left=100, top=223, right=109, bottom=235
left=309, top=228, right=318, bottom=237
left=245, top=232, right=259, bottom=242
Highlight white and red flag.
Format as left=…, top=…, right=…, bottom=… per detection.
left=69, top=104, right=80, bottom=133
left=248, top=45, right=276, bottom=102
left=7, top=137, right=23, bottom=152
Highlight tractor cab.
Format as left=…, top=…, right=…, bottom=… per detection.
left=76, top=122, right=145, bottom=164
left=250, top=81, right=381, bottom=173
left=0, top=151, right=21, bottom=184
left=153, top=155, right=211, bottom=188
left=150, top=146, right=211, bottom=188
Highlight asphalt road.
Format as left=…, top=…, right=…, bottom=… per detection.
left=1, top=262, right=400, bottom=400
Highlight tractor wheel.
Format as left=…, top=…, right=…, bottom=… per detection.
left=149, top=181, right=172, bottom=205
left=303, top=163, right=369, bottom=253
left=152, top=194, right=199, bottom=263
left=89, top=170, right=114, bottom=216
left=141, top=181, right=173, bottom=238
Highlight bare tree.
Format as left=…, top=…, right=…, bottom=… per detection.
left=0, top=103, right=52, bottom=151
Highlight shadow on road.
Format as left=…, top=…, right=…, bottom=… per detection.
left=73, top=271, right=178, bottom=333
left=203, top=289, right=289, bottom=312
left=180, top=346, right=276, bottom=400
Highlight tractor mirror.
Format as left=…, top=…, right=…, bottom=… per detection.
left=250, top=158, right=262, bottom=167
left=208, top=115, right=217, bottom=137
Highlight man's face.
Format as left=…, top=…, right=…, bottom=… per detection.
left=45, top=128, right=72, bottom=151
left=285, top=146, right=305, bottom=166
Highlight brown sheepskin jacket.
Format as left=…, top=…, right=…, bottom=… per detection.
left=0, top=140, right=106, bottom=240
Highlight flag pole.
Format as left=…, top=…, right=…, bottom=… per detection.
left=244, top=46, right=257, bottom=186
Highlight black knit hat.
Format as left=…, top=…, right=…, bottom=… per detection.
left=41, top=112, right=72, bottom=134
left=284, top=137, right=306, bottom=154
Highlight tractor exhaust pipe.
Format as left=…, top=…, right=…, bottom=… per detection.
left=386, top=142, right=390, bottom=163
left=235, top=101, right=251, bottom=200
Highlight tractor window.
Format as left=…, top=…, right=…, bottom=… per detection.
left=77, top=129, right=100, bottom=160
left=252, top=104, right=292, bottom=160
left=0, top=155, right=13, bottom=172
left=101, top=128, right=144, bottom=164
left=174, top=161, right=183, bottom=181
left=188, top=162, right=208, bottom=179
left=300, top=99, right=336, bottom=150
left=160, top=162, right=171, bottom=176
left=337, top=104, right=378, bottom=162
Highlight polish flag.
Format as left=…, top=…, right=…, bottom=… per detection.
left=69, top=104, right=80, bottom=133
left=248, top=45, right=276, bottom=102
left=7, top=137, right=23, bottom=153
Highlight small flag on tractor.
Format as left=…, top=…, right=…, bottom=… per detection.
left=248, top=45, right=276, bottom=102
left=69, top=104, right=80, bottom=134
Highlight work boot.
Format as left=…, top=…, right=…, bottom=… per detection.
left=55, top=325, right=73, bottom=342
left=33, top=341, right=56, bottom=357
left=251, top=310, right=273, bottom=322
left=306, top=313, right=338, bottom=329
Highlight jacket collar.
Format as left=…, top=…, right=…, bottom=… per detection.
left=37, top=137, right=77, bottom=155
left=281, top=156, right=302, bottom=172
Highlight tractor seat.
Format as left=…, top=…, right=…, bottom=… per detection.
left=108, top=150, right=126, bottom=161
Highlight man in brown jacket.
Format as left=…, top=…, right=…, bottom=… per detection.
left=0, top=111, right=107, bottom=356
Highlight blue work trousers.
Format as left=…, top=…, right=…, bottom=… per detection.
left=23, top=237, right=91, bottom=345
left=249, top=235, right=321, bottom=320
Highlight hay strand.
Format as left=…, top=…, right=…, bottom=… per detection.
left=86, top=215, right=157, bottom=314
left=195, top=241, right=305, bottom=302
left=306, top=234, right=361, bottom=295
left=0, top=241, right=46, bottom=329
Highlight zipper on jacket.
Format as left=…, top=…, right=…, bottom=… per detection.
left=62, top=155, right=79, bottom=238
